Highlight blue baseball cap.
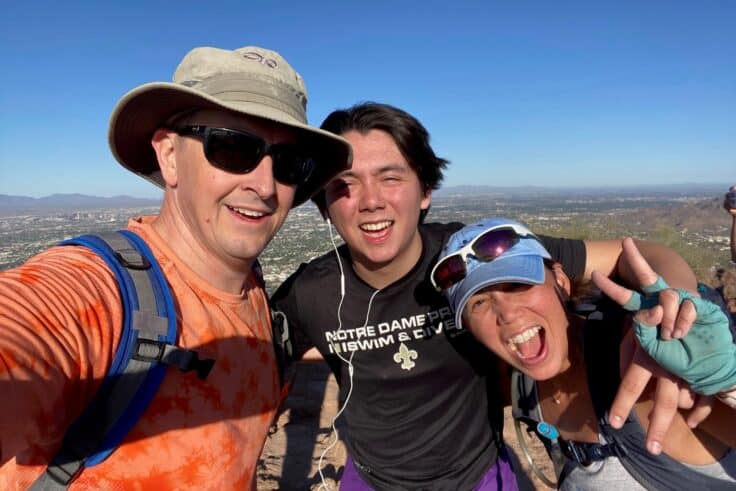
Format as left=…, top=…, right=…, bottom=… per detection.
left=440, top=217, right=551, bottom=330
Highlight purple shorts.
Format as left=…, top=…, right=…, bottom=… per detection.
left=339, top=447, right=519, bottom=490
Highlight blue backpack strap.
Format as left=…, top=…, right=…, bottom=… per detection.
left=31, top=231, right=214, bottom=490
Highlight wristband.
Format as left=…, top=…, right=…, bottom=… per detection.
left=622, top=276, right=670, bottom=312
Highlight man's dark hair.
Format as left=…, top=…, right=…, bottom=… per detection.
left=312, top=102, right=449, bottom=219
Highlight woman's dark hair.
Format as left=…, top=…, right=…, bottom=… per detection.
left=312, top=102, right=449, bottom=218
left=543, top=259, right=601, bottom=311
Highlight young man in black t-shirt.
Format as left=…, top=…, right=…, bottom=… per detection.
left=272, top=103, right=704, bottom=490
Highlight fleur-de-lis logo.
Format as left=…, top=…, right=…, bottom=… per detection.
left=393, top=343, right=418, bottom=370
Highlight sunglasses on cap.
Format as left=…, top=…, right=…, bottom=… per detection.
left=176, top=125, right=315, bottom=185
left=431, top=223, right=539, bottom=292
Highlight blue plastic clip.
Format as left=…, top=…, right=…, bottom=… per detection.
left=537, top=421, right=560, bottom=440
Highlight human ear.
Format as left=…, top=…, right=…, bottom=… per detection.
left=551, top=262, right=571, bottom=296
left=151, top=128, right=179, bottom=187
left=420, top=189, right=432, bottom=211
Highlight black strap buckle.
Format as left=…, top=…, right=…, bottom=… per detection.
left=114, top=248, right=151, bottom=270
left=132, top=338, right=167, bottom=362
left=44, top=459, right=84, bottom=486
left=559, top=439, right=624, bottom=466
left=132, top=338, right=215, bottom=380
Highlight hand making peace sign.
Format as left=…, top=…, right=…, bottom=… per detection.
left=592, top=238, right=736, bottom=454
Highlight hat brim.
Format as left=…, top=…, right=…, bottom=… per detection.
left=452, top=254, right=547, bottom=330
left=108, top=82, right=351, bottom=207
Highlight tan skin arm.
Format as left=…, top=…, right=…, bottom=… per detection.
left=583, top=238, right=701, bottom=455
left=583, top=239, right=698, bottom=294
left=695, top=397, right=736, bottom=449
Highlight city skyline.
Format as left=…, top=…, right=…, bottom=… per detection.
left=1, top=190, right=730, bottom=286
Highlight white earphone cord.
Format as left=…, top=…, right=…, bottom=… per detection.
left=318, top=219, right=380, bottom=490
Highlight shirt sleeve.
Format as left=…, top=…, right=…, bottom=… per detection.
left=0, top=246, right=122, bottom=465
left=270, top=263, right=315, bottom=361
left=538, top=235, right=586, bottom=281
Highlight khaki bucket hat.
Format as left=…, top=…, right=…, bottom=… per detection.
left=108, top=45, right=351, bottom=206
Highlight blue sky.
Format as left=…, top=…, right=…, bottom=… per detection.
left=1, top=1, right=734, bottom=199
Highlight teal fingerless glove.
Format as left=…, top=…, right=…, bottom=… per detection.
left=633, top=288, right=736, bottom=395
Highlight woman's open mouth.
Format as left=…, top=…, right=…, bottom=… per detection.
left=506, top=325, right=548, bottom=365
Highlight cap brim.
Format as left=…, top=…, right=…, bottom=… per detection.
left=452, top=254, right=547, bottom=330
left=108, top=82, right=352, bottom=207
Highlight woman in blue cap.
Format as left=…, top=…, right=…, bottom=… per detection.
left=435, top=217, right=736, bottom=490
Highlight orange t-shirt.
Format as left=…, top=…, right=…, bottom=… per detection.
left=0, top=217, right=280, bottom=490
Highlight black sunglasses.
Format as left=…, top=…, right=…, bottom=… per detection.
left=431, top=224, right=537, bottom=291
left=176, top=125, right=315, bottom=185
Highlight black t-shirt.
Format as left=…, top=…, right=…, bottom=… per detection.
left=271, top=222, right=585, bottom=490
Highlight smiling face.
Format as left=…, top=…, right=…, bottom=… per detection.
left=462, top=264, right=572, bottom=381
left=323, top=129, right=431, bottom=287
left=152, top=109, right=297, bottom=288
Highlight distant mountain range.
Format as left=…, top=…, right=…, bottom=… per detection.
left=434, top=182, right=727, bottom=197
left=0, top=183, right=728, bottom=212
left=0, top=193, right=161, bottom=211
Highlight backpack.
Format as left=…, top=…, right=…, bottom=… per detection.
left=30, top=230, right=215, bottom=490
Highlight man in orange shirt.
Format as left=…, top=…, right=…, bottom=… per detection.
left=0, top=45, right=350, bottom=490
